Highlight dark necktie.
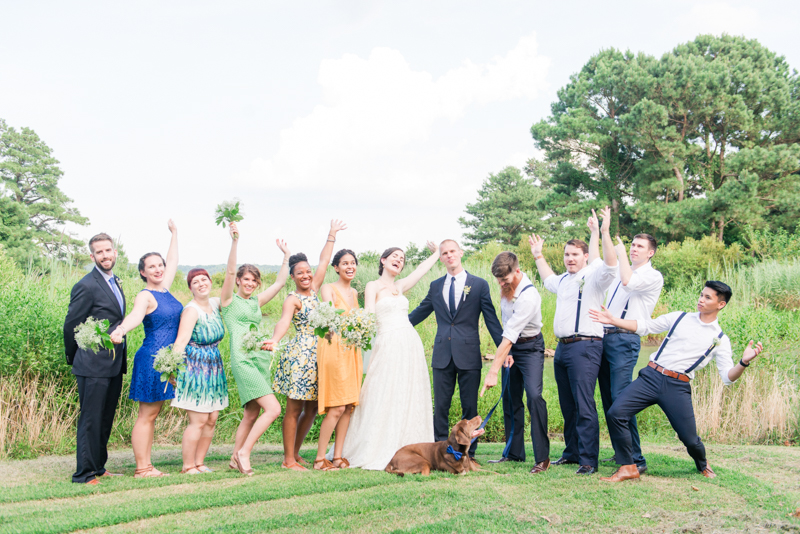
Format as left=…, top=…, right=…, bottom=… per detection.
left=109, top=277, right=124, bottom=314
left=449, top=276, right=456, bottom=315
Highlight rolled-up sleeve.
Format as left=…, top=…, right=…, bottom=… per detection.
left=713, top=337, right=735, bottom=385
left=543, top=273, right=560, bottom=294
left=622, top=269, right=663, bottom=293
left=589, top=258, right=617, bottom=292
left=635, top=311, right=681, bottom=337
left=502, top=292, right=541, bottom=344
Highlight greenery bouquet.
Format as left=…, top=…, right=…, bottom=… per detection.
left=74, top=317, right=116, bottom=359
left=309, top=301, right=343, bottom=342
left=214, top=200, right=244, bottom=239
left=152, top=345, right=187, bottom=393
left=339, top=308, right=377, bottom=351
left=241, top=323, right=272, bottom=353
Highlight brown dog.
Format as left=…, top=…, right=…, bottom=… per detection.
left=384, top=416, right=485, bottom=476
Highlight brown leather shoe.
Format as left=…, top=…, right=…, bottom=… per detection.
left=85, top=478, right=100, bottom=485
left=530, top=459, right=550, bottom=474
left=600, top=464, right=640, bottom=482
left=701, top=464, right=716, bottom=478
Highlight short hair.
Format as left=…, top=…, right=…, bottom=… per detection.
left=88, top=233, right=114, bottom=254
left=633, top=233, right=658, bottom=254
left=439, top=239, right=461, bottom=250
left=378, top=247, right=405, bottom=276
left=236, top=263, right=262, bottom=285
left=564, top=239, right=589, bottom=255
left=705, top=280, right=733, bottom=304
left=332, top=249, right=358, bottom=267
left=187, top=268, right=211, bottom=288
left=138, top=252, right=165, bottom=282
left=288, top=253, right=309, bottom=275
left=491, top=251, right=519, bottom=278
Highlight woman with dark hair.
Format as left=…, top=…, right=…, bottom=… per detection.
left=219, top=222, right=291, bottom=476
left=313, top=248, right=362, bottom=470
left=170, top=268, right=228, bottom=474
left=110, top=220, right=181, bottom=478
left=263, top=219, right=347, bottom=471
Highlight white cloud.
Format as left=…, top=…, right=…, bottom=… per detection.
left=688, top=2, right=760, bottom=36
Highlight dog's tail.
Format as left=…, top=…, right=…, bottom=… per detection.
left=384, top=463, right=404, bottom=477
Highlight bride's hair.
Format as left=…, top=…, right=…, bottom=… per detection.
left=289, top=253, right=309, bottom=275
left=378, top=247, right=405, bottom=276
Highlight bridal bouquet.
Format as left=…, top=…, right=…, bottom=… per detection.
left=339, top=308, right=377, bottom=351
left=309, top=301, right=344, bottom=341
left=241, top=323, right=272, bottom=353
left=214, top=199, right=244, bottom=239
left=153, top=345, right=187, bottom=393
left=74, top=317, right=116, bottom=359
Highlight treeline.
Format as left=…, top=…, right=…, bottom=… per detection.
left=460, top=34, right=800, bottom=249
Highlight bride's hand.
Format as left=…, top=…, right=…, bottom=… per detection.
left=426, top=240, right=437, bottom=254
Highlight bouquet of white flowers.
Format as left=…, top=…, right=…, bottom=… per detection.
left=74, top=317, right=116, bottom=359
left=152, top=345, right=187, bottom=393
left=309, top=301, right=343, bottom=341
left=214, top=199, right=244, bottom=239
left=241, top=323, right=272, bottom=353
left=339, top=308, right=377, bottom=351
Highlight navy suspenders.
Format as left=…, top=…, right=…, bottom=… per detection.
left=519, top=284, right=534, bottom=296
left=558, top=273, right=587, bottom=334
left=607, top=280, right=631, bottom=319
left=685, top=330, right=725, bottom=373
left=653, top=311, right=726, bottom=373
left=653, top=312, right=686, bottom=361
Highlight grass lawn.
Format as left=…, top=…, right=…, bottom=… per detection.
left=2, top=442, right=799, bottom=533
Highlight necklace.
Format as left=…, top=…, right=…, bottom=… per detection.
left=379, top=283, right=399, bottom=296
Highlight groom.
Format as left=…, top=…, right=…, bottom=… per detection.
left=409, top=239, right=504, bottom=461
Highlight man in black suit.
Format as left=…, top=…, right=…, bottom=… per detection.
left=409, top=239, right=504, bottom=461
left=63, top=233, right=127, bottom=484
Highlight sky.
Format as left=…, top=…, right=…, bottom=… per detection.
left=2, top=0, right=798, bottom=265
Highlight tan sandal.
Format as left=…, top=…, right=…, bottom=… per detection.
left=180, top=465, right=200, bottom=474
left=196, top=464, right=213, bottom=473
left=332, top=457, right=350, bottom=468
left=281, top=461, right=307, bottom=471
left=233, top=452, right=254, bottom=477
left=296, top=457, right=310, bottom=467
left=134, top=464, right=169, bottom=478
left=313, top=458, right=339, bottom=471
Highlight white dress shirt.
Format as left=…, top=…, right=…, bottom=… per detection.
left=442, top=269, right=468, bottom=314
left=605, top=261, right=664, bottom=322
left=543, top=258, right=617, bottom=339
left=635, top=311, right=734, bottom=385
left=499, top=273, right=542, bottom=344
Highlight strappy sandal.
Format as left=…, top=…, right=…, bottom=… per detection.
left=228, top=457, right=238, bottom=470
left=134, top=464, right=169, bottom=479
left=281, top=461, right=308, bottom=471
left=332, top=457, right=350, bottom=468
left=313, top=458, right=339, bottom=471
left=180, top=465, right=200, bottom=474
left=233, top=451, right=254, bottom=476
left=296, top=457, right=310, bottom=468
left=196, top=464, right=213, bottom=473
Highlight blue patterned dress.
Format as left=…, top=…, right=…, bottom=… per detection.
left=172, top=299, right=229, bottom=413
left=273, top=291, right=319, bottom=400
left=129, top=289, right=183, bottom=403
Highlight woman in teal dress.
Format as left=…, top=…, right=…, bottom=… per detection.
left=264, top=219, right=347, bottom=471
left=219, top=222, right=291, bottom=475
left=171, top=268, right=228, bottom=474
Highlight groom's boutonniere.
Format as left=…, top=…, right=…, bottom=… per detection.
left=463, top=286, right=472, bottom=300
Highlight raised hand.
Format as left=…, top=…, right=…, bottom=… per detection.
left=168, top=219, right=177, bottom=234
left=588, top=305, right=614, bottom=325
left=529, top=234, right=545, bottom=256
left=587, top=210, right=599, bottom=234
left=329, top=219, right=348, bottom=235
left=599, top=206, right=612, bottom=233
left=742, top=340, right=764, bottom=364
left=426, top=240, right=437, bottom=254
left=614, top=236, right=627, bottom=257
left=276, top=239, right=291, bottom=257
left=229, top=222, right=239, bottom=241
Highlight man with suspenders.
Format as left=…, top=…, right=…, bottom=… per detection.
left=589, top=281, right=764, bottom=481
left=529, top=207, right=618, bottom=475
left=599, top=234, right=663, bottom=474
left=480, top=252, right=549, bottom=473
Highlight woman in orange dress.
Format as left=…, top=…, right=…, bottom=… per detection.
left=313, top=249, right=363, bottom=470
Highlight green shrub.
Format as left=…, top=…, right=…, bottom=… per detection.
left=653, top=236, right=747, bottom=290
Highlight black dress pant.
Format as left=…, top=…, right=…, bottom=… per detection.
left=433, top=359, right=482, bottom=457
left=553, top=339, right=602, bottom=467
left=73, top=373, right=123, bottom=483
left=607, top=365, right=707, bottom=471
left=501, top=335, right=549, bottom=463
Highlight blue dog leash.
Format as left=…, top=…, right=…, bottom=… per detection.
left=470, top=370, right=510, bottom=444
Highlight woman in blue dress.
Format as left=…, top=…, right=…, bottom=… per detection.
left=170, top=268, right=228, bottom=474
left=111, top=220, right=181, bottom=478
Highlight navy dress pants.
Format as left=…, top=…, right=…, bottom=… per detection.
left=599, top=332, right=646, bottom=467
left=553, top=339, right=603, bottom=468
left=500, top=335, right=549, bottom=463
left=607, top=365, right=708, bottom=471
left=73, top=373, right=123, bottom=483
left=433, top=359, right=482, bottom=457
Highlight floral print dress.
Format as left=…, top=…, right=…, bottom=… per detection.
left=273, top=290, right=320, bottom=400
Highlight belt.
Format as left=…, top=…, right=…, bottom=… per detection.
left=516, top=333, right=543, bottom=344
left=647, top=361, right=690, bottom=383
left=603, top=327, right=635, bottom=335
left=558, top=335, right=602, bottom=344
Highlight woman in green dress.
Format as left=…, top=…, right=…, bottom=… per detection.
left=263, top=219, right=346, bottom=471
left=220, top=222, right=291, bottom=475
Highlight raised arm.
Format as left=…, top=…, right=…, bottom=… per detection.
left=614, top=237, right=633, bottom=285
left=220, top=222, right=239, bottom=308
left=109, top=291, right=154, bottom=343
left=312, top=219, right=347, bottom=292
left=257, top=239, right=292, bottom=307
left=262, top=296, right=300, bottom=351
left=162, top=219, right=180, bottom=289
left=364, top=281, right=378, bottom=313
left=727, top=341, right=764, bottom=382
left=587, top=209, right=600, bottom=264
left=397, top=241, right=440, bottom=293
left=530, top=234, right=555, bottom=282
left=599, top=206, right=617, bottom=268
left=172, top=307, right=199, bottom=356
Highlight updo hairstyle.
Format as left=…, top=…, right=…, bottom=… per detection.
left=138, top=252, right=165, bottom=282
left=378, top=247, right=405, bottom=276
left=332, top=248, right=358, bottom=267
left=236, top=264, right=262, bottom=287
left=289, top=253, right=309, bottom=275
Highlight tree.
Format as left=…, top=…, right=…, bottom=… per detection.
left=0, top=119, right=88, bottom=263
left=458, top=166, right=546, bottom=249
left=0, top=195, right=36, bottom=265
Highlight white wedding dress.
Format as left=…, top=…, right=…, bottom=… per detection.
left=328, top=294, right=434, bottom=470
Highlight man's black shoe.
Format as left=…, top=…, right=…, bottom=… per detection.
left=601, top=455, right=616, bottom=463
left=552, top=457, right=578, bottom=466
left=637, top=464, right=647, bottom=475
left=488, top=457, right=523, bottom=464
left=575, top=465, right=596, bottom=475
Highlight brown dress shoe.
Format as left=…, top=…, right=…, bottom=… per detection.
left=600, top=464, right=640, bottom=482
left=530, top=459, right=550, bottom=474
left=701, top=464, right=716, bottom=478
left=85, top=478, right=101, bottom=485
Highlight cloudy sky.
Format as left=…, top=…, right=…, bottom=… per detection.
left=2, top=0, right=798, bottom=265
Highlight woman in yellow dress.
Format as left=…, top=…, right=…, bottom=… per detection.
left=313, top=249, right=363, bottom=470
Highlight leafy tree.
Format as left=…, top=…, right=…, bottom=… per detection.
left=0, top=119, right=88, bottom=263
left=0, top=195, right=36, bottom=265
left=458, top=166, right=546, bottom=249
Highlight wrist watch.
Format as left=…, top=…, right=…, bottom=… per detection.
left=739, top=359, right=750, bottom=367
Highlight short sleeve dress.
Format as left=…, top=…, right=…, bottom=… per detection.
left=172, top=298, right=229, bottom=413
left=221, top=293, right=273, bottom=406
left=273, top=291, right=319, bottom=401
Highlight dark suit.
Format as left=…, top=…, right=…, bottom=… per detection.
left=409, top=272, right=503, bottom=456
left=63, top=267, right=128, bottom=483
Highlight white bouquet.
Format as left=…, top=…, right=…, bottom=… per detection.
left=74, top=317, right=116, bottom=359
left=309, top=301, right=344, bottom=341
left=152, top=345, right=187, bottom=393
left=339, top=308, right=377, bottom=351
left=241, top=323, right=272, bottom=353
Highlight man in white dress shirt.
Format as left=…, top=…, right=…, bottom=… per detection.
left=598, top=234, right=663, bottom=474
left=590, top=281, right=764, bottom=481
left=529, top=207, right=618, bottom=475
left=480, top=252, right=549, bottom=473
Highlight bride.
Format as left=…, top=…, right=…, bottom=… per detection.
left=329, top=243, right=440, bottom=470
